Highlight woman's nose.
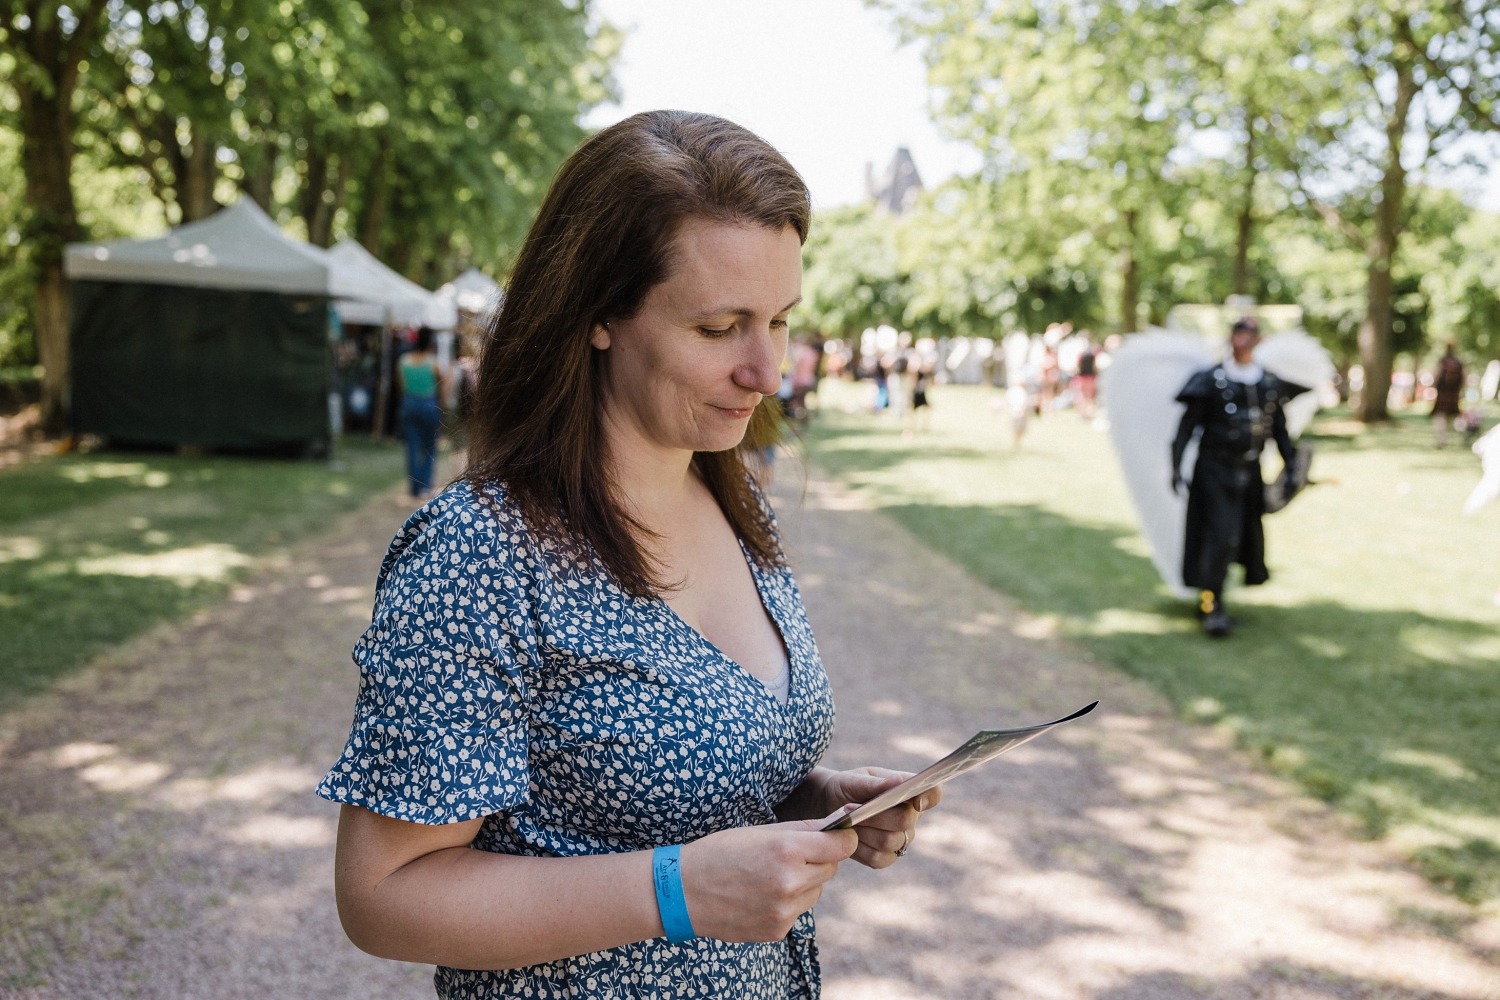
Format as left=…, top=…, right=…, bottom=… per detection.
left=735, top=330, right=786, bottom=396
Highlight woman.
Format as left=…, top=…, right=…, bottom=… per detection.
left=318, top=111, right=939, bottom=998
left=1430, top=341, right=1465, bottom=448
left=397, top=325, right=446, bottom=498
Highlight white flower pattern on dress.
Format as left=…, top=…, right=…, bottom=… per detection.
left=318, top=480, right=836, bottom=999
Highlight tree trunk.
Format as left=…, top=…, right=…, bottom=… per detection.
left=33, top=263, right=73, bottom=428
left=9, top=1, right=111, bottom=432
left=387, top=207, right=417, bottom=275
left=179, top=123, right=220, bottom=221
left=327, top=154, right=351, bottom=240
left=18, top=81, right=82, bottom=433
left=1356, top=263, right=1395, bottom=422
left=301, top=146, right=331, bottom=245
left=1233, top=118, right=1257, bottom=296
left=246, top=139, right=278, bottom=211
left=1119, top=208, right=1139, bottom=334
left=1354, top=57, right=1416, bottom=423
left=423, top=232, right=454, bottom=287
left=357, top=136, right=391, bottom=252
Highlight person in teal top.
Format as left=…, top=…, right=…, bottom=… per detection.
left=397, top=326, right=446, bottom=499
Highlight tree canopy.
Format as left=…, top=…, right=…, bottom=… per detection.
left=824, top=0, right=1500, bottom=418
left=1, top=0, right=615, bottom=425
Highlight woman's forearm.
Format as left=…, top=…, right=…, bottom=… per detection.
left=340, top=843, right=661, bottom=970
left=335, top=810, right=661, bottom=970
left=334, top=805, right=856, bottom=969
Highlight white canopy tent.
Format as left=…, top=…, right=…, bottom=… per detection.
left=436, top=267, right=503, bottom=319
left=328, top=240, right=458, bottom=331
left=64, top=197, right=387, bottom=302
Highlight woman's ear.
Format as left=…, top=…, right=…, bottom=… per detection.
left=590, top=322, right=611, bottom=351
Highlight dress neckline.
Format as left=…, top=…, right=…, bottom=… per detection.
left=653, top=539, right=795, bottom=708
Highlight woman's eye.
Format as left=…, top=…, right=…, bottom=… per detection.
left=700, top=325, right=734, bottom=338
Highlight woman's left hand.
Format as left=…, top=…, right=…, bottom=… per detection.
left=813, top=766, right=942, bottom=869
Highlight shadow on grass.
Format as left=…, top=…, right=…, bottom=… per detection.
left=872, top=499, right=1500, bottom=906
left=0, top=571, right=222, bottom=707
left=0, top=442, right=404, bottom=712
left=790, top=430, right=987, bottom=474
left=1301, top=408, right=1469, bottom=456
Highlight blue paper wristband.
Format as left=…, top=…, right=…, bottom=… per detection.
left=652, top=844, right=697, bottom=943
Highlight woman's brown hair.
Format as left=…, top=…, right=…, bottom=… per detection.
left=463, top=110, right=811, bottom=597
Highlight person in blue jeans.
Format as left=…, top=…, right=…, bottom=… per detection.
left=397, top=326, right=446, bottom=499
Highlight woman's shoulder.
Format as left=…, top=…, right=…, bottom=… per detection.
left=378, top=481, right=530, bottom=580
left=383, top=480, right=602, bottom=595
left=407, top=478, right=514, bottom=530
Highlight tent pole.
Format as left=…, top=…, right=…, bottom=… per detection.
left=372, top=311, right=393, bottom=439
left=326, top=301, right=339, bottom=462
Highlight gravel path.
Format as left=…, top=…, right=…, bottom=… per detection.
left=1, top=460, right=1497, bottom=999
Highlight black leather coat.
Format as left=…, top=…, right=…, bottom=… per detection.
left=1171, top=364, right=1308, bottom=592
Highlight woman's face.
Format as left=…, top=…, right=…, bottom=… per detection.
left=591, top=218, right=801, bottom=462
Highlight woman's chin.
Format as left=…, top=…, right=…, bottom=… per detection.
left=690, top=427, right=754, bottom=454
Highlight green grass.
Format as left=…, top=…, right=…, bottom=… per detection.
left=0, top=439, right=404, bottom=710
left=805, top=378, right=1500, bottom=906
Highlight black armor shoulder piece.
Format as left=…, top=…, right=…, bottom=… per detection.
left=1176, top=366, right=1222, bottom=403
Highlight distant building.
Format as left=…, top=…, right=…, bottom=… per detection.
left=865, top=147, right=924, bottom=214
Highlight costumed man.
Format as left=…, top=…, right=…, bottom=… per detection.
left=1170, top=316, right=1309, bottom=637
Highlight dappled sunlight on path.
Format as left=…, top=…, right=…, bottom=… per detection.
left=0, top=446, right=1496, bottom=998
left=0, top=471, right=435, bottom=999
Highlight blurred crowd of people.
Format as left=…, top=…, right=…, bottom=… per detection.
left=809, top=321, right=1116, bottom=451
left=992, top=322, right=1115, bottom=450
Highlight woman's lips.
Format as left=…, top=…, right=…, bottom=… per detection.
left=714, top=400, right=760, bottom=419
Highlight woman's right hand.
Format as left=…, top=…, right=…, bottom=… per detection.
left=680, top=820, right=859, bottom=942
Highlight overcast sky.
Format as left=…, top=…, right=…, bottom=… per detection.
left=581, top=0, right=981, bottom=211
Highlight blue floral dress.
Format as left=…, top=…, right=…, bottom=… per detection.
left=318, top=480, right=837, bottom=998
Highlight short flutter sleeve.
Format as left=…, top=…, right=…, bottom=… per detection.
left=317, top=490, right=539, bottom=824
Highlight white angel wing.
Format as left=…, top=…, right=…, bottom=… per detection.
left=1102, top=326, right=1334, bottom=594
left=1254, top=327, right=1336, bottom=438
left=1463, top=424, right=1500, bottom=515
left=1101, top=330, right=1213, bottom=596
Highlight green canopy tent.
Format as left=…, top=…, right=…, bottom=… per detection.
left=63, top=199, right=384, bottom=453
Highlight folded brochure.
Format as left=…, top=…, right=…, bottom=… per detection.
left=820, top=701, right=1099, bottom=830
